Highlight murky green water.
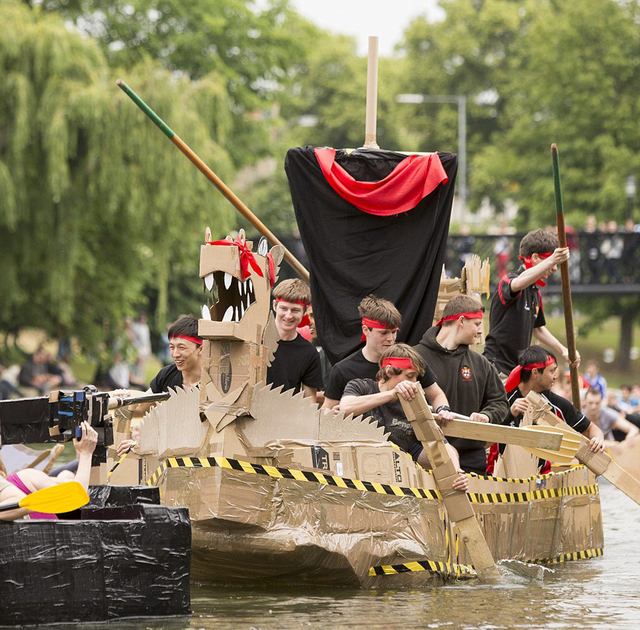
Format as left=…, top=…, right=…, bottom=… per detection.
left=32, top=481, right=640, bottom=630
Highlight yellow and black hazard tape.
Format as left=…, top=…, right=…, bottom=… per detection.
left=368, top=559, right=476, bottom=580
left=529, top=547, right=604, bottom=564
left=146, top=457, right=599, bottom=504
left=468, top=483, right=599, bottom=504
left=467, top=465, right=588, bottom=485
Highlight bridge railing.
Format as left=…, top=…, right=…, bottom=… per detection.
left=447, top=231, right=640, bottom=292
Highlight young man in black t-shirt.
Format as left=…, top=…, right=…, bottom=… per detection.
left=322, top=295, right=453, bottom=423
left=484, top=229, right=580, bottom=377
left=338, top=344, right=468, bottom=490
left=266, top=279, right=323, bottom=402
left=486, top=346, right=604, bottom=474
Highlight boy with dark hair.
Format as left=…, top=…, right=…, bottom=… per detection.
left=338, top=344, right=467, bottom=490
left=414, top=295, right=508, bottom=474
left=266, top=279, right=323, bottom=402
left=322, top=295, right=453, bottom=423
left=484, top=228, right=580, bottom=376
left=487, top=346, right=604, bottom=474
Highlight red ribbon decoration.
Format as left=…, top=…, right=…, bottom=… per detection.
left=505, top=355, right=556, bottom=391
left=381, top=357, right=414, bottom=371
left=266, top=252, right=276, bottom=287
left=360, top=317, right=399, bottom=342
left=518, top=252, right=553, bottom=287
left=435, top=309, right=484, bottom=327
left=170, top=334, right=203, bottom=346
left=207, top=238, right=264, bottom=281
left=274, top=298, right=311, bottom=327
left=314, top=148, right=448, bottom=216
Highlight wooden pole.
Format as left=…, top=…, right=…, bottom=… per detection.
left=363, top=36, right=380, bottom=149
left=116, top=80, right=310, bottom=283
left=551, top=143, right=580, bottom=406
left=400, top=390, right=500, bottom=580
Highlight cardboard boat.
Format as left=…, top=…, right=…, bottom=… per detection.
left=0, top=485, right=191, bottom=626
left=107, top=234, right=604, bottom=587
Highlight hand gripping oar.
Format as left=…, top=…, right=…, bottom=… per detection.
left=526, top=391, right=640, bottom=506
left=0, top=481, right=90, bottom=515
left=116, top=80, right=310, bottom=283
left=401, top=389, right=500, bottom=580
left=551, top=143, right=581, bottom=407
left=427, top=406, right=580, bottom=464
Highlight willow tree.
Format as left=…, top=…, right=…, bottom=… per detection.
left=0, top=1, right=235, bottom=353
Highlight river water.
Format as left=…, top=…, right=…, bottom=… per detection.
left=41, top=480, right=640, bottom=630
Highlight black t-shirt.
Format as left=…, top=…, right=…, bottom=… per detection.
left=484, top=269, right=546, bottom=374
left=267, top=334, right=324, bottom=394
left=325, top=349, right=437, bottom=402
left=150, top=364, right=183, bottom=393
left=342, top=378, right=423, bottom=460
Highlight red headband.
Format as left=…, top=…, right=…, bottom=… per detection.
left=361, top=317, right=398, bottom=341
left=435, top=310, right=483, bottom=327
left=381, top=357, right=415, bottom=371
left=275, top=298, right=311, bottom=327
left=206, top=237, right=264, bottom=281
left=505, top=355, right=556, bottom=391
left=518, top=252, right=553, bottom=287
left=170, top=334, right=202, bottom=346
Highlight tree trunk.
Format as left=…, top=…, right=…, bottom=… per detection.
left=619, top=306, right=634, bottom=372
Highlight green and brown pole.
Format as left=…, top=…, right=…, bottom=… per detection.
left=116, top=80, right=310, bottom=283
left=551, top=143, right=580, bottom=407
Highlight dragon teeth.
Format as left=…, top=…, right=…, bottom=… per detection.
left=204, top=273, right=214, bottom=292
left=201, top=304, right=212, bottom=321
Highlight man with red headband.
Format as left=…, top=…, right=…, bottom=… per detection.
left=338, top=344, right=468, bottom=491
left=414, top=296, right=508, bottom=474
left=484, top=228, right=579, bottom=378
left=487, top=346, right=604, bottom=474
left=322, top=295, right=453, bottom=422
left=267, top=279, right=323, bottom=402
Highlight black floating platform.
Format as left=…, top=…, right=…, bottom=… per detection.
left=0, top=485, right=191, bottom=626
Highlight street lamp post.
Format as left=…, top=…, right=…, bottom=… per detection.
left=625, top=174, right=636, bottom=222
left=397, top=93, right=467, bottom=220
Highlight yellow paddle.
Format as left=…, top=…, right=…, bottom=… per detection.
left=0, top=481, right=90, bottom=515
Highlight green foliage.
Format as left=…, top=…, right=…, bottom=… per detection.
left=0, top=1, right=234, bottom=352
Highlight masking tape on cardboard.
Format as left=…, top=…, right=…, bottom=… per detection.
left=146, top=457, right=599, bottom=504
left=368, top=559, right=477, bottom=580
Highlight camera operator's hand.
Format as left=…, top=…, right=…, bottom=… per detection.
left=74, top=421, right=98, bottom=457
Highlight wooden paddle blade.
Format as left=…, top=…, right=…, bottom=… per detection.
left=8, top=482, right=89, bottom=514
left=521, top=424, right=581, bottom=463
left=523, top=446, right=576, bottom=464
left=442, top=419, right=562, bottom=450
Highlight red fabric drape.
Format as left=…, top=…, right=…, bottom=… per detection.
left=314, top=147, right=448, bottom=215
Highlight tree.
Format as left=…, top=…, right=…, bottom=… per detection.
left=0, top=1, right=235, bottom=354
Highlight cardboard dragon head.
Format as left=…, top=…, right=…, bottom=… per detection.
left=198, top=228, right=284, bottom=410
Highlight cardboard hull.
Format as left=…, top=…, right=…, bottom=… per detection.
left=153, top=456, right=603, bottom=587
left=0, top=486, right=191, bottom=626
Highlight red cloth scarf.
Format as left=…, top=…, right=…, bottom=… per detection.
left=518, top=252, right=553, bottom=287
left=207, top=237, right=264, bottom=280
left=505, top=355, right=556, bottom=391
left=381, top=357, right=414, bottom=371
left=314, top=148, right=448, bottom=216
left=360, top=317, right=398, bottom=342
left=435, top=310, right=483, bottom=327
left=170, top=334, right=202, bottom=346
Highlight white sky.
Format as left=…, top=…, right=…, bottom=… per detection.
left=289, top=0, right=443, bottom=56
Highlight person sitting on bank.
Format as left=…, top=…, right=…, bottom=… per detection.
left=322, top=295, right=454, bottom=425
left=266, top=279, right=323, bottom=403
left=583, top=388, right=638, bottom=455
left=337, top=344, right=468, bottom=491
left=116, top=315, right=202, bottom=455
left=487, top=346, right=605, bottom=475
left=18, top=346, right=63, bottom=395
left=483, top=229, right=580, bottom=378
left=0, top=421, right=98, bottom=521
left=413, top=295, right=508, bottom=475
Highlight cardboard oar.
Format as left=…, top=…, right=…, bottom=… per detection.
left=401, top=389, right=500, bottom=580
left=551, top=143, right=581, bottom=407
left=427, top=407, right=579, bottom=464
left=116, top=80, right=310, bottom=282
left=527, top=391, right=640, bottom=506
left=0, top=481, right=90, bottom=515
